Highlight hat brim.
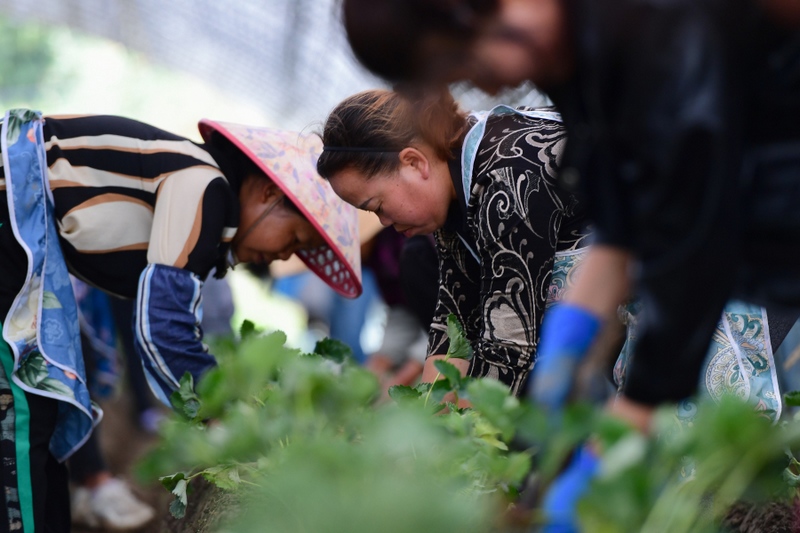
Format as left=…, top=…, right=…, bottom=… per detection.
left=199, top=119, right=362, bottom=298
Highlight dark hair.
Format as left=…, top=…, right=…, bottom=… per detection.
left=246, top=172, right=304, bottom=219
left=208, top=130, right=302, bottom=214
left=316, top=87, right=468, bottom=180
left=342, top=0, right=499, bottom=83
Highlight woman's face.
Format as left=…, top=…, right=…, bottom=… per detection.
left=234, top=177, right=325, bottom=265
left=329, top=148, right=454, bottom=237
left=425, top=0, right=570, bottom=91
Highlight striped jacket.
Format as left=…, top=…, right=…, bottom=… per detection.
left=1, top=114, right=240, bottom=407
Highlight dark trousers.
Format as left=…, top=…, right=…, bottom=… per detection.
left=0, top=338, right=71, bottom=533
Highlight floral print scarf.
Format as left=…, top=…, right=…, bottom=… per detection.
left=1, top=109, right=99, bottom=462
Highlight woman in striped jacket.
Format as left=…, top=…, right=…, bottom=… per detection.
left=0, top=110, right=361, bottom=532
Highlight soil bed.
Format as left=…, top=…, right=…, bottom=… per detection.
left=723, top=501, right=798, bottom=533
left=160, top=478, right=240, bottom=533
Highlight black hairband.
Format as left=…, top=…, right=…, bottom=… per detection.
left=322, top=146, right=400, bottom=153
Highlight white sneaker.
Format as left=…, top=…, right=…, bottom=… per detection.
left=71, top=478, right=155, bottom=530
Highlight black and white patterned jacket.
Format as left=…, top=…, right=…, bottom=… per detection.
left=428, top=109, right=592, bottom=395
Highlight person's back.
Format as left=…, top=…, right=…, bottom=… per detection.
left=43, top=115, right=239, bottom=298
left=531, top=0, right=800, bottom=406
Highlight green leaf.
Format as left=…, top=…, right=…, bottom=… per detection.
left=466, top=379, right=519, bottom=441
left=473, top=416, right=508, bottom=451
left=196, top=331, right=294, bottom=416
left=169, top=496, right=187, bottom=519
left=201, top=464, right=243, bottom=491
left=159, top=471, right=187, bottom=492
left=414, top=381, right=432, bottom=394
left=167, top=477, right=188, bottom=519
left=599, top=433, right=647, bottom=478
left=426, top=379, right=452, bottom=407
left=388, top=385, right=422, bottom=403
left=785, top=390, right=800, bottom=408
left=503, top=452, right=533, bottom=486
left=783, top=456, right=800, bottom=488
left=445, top=314, right=472, bottom=360
left=434, top=360, right=463, bottom=390
left=313, top=338, right=354, bottom=363
left=239, top=319, right=258, bottom=339
left=342, top=366, right=380, bottom=405
left=783, top=465, right=800, bottom=487
left=170, top=372, right=201, bottom=420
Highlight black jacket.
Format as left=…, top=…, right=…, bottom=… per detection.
left=547, top=0, right=800, bottom=403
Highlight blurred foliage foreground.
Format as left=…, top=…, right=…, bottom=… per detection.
left=138, top=317, right=800, bottom=533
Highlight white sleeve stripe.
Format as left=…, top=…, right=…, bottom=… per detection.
left=135, top=265, right=181, bottom=390
left=191, top=275, right=203, bottom=341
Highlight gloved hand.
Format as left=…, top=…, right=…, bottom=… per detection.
left=540, top=444, right=600, bottom=533
left=528, top=304, right=602, bottom=411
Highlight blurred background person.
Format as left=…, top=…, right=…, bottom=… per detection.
left=270, top=211, right=383, bottom=363
left=362, top=229, right=434, bottom=398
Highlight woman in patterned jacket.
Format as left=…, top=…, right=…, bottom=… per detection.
left=317, top=88, right=591, bottom=396
left=0, top=110, right=362, bottom=533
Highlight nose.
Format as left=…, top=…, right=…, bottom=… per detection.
left=277, top=250, right=294, bottom=261
left=377, top=213, right=392, bottom=227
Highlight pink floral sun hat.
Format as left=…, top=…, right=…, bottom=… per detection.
left=198, top=119, right=362, bottom=298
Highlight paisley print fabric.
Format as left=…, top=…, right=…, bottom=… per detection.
left=428, top=109, right=591, bottom=396
left=615, top=300, right=782, bottom=423
left=547, top=247, right=591, bottom=312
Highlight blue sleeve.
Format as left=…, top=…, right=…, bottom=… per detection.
left=134, top=263, right=216, bottom=406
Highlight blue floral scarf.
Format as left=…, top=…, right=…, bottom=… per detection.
left=1, top=109, right=99, bottom=462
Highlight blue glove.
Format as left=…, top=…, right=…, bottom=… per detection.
left=529, top=304, right=601, bottom=410
left=541, top=445, right=600, bottom=533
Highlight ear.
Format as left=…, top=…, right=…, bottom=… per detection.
left=398, top=147, right=431, bottom=179
left=247, top=175, right=284, bottom=204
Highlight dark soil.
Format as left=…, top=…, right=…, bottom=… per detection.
left=160, top=478, right=239, bottom=533
left=722, top=501, right=798, bottom=533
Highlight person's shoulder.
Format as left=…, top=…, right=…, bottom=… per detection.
left=469, top=107, right=566, bottom=189
left=484, top=107, right=564, bottom=133
left=43, top=114, right=191, bottom=145
left=476, top=108, right=565, bottom=161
